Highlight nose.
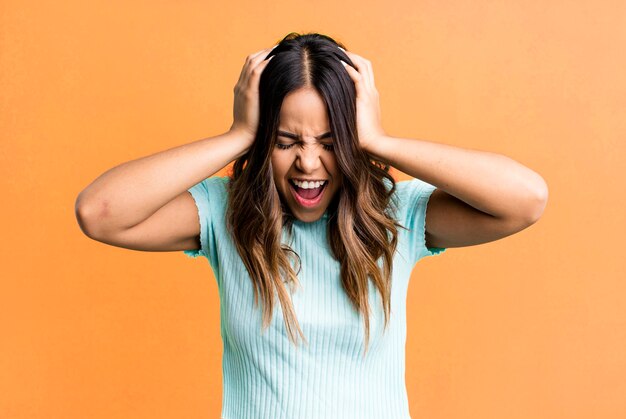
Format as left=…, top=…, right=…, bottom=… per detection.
left=294, top=143, right=323, bottom=173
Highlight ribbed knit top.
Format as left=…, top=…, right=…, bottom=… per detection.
left=183, top=176, right=446, bottom=419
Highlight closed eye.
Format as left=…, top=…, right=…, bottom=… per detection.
left=275, top=143, right=334, bottom=151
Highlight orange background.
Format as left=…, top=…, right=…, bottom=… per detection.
left=2, top=0, right=625, bottom=418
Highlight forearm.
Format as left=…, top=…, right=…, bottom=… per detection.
left=75, top=129, right=252, bottom=232
left=367, top=135, right=548, bottom=220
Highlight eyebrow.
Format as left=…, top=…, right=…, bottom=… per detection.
left=277, top=130, right=333, bottom=140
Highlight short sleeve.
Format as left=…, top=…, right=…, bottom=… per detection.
left=392, top=178, right=447, bottom=264
left=183, top=176, right=229, bottom=266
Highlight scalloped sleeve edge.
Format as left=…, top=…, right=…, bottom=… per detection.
left=417, top=184, right=447, bottom=260
left=183, top=183, right=210, bottom=260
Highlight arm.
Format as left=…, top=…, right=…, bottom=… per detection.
left=75, top=129, right=252, bottom=239
left=337, top=48, right=548, bottom=249
left=366, top=135, right=549, bottom=248
left=75, top=45, right=276, bottom=243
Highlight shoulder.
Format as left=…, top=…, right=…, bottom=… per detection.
left=384, top=177, right=447, bottom=261
left=205, top=175, right=230, bottom=190
left=192, top=175, right=230, bottom=197
left=394, top=177, right=434, bottom=194
left=187, top=176, right=230, bottom=220
left=383, top=176, right=437, bottom=211
left=382, top=175, right=432, bottom=193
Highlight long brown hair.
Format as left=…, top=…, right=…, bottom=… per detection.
left=226, top=32, right=404, bottom=355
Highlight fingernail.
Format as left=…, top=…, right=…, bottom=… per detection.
left=340, top=60, right=348, bottom=66
left=338, top=46, right=346, bottom=51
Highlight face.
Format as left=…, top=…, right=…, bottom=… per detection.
left=271, top=87, right=343, bottom=223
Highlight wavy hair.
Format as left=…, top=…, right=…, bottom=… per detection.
left=225, top=32, right=404, bottom=355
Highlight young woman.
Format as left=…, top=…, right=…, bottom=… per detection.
left=76, top=32, right=548, bottom=419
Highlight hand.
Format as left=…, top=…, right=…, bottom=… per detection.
left=229, top=45, right=277, bottom=144
left=338, top=48, right=387, bottom=153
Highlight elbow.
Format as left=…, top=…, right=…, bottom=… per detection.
left=525, top=176, right=549, bottom=224
left=75, top=194, right=103, bottom=239
left=75, top=199, right=95, bottom=239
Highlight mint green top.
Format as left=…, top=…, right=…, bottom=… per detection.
left=183, top=176, right=446, bottom=419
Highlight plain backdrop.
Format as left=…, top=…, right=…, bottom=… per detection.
left=1, top=0, right=624, bottom=418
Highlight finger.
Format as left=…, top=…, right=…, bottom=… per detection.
left=340, top=59, right=364, bottom=92
left=241, top=46, right=277, bottom=86
left=250, top=44, right=279, bottom=64
left=339, top=49, right=365, bottom=86
left=346, top=51, right=374, bottom=90
left=248, top=54, right=275, bottom=88
left=250, top=44, right=278, bottom=60
left=364, top=59, right=376, bottom=90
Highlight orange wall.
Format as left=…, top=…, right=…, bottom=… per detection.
left=2, top=0, right=625, bottom=418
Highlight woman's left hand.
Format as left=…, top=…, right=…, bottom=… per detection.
left=338, top=48, right=387, bottom=153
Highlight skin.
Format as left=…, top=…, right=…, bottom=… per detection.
left=339, top=47, right=548, bottom=248
left=75, top=44, right=545, bottom=255
left=271, top=87, right=343, bottom=223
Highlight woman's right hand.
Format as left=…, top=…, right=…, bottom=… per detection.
left=229, top=45, right=277, bottom=145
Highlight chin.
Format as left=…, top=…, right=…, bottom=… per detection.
left=292, top=210, right=325, bottom=223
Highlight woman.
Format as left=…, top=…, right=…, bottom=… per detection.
left=76, top=32, right=548, bottom=419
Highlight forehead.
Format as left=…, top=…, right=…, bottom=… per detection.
left=279, top=87, right=330, bottom=133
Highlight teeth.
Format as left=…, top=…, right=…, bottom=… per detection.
left=292, top=179, right=326, bottom=189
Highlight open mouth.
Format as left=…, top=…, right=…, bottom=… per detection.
left=289, top=180, right=327, bottom=206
